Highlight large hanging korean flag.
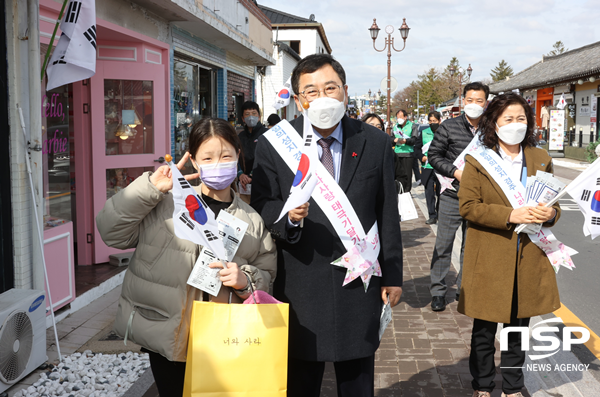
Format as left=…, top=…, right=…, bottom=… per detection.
left=276, top=113, right=320, bottom=222
left=566, top=157, right=600, bottom=239
left=273, top=77, right=293, bottom=110
left=167, top=159, right=227, bottom=260
left=46, top=0, right=97, bottom=91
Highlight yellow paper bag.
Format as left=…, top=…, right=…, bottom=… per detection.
left=183, top=301, right=289, bottom=397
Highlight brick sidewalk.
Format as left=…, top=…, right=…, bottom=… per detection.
left=320, top=202, right=530, bottom=397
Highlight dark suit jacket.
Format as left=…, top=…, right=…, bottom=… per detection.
left=251, top=115, right=403, bottom=362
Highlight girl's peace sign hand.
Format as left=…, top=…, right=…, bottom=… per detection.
left=150, top=152, right=199, bottom=193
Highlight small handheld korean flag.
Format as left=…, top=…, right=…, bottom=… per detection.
left=276, top=113, right=320, bottom=222
left=557, top=93, right=567, bottom=110
left=566, top=157, right=600, bottom=239
left=273, top=77, right=293, bottom=110
left=166, top=156, right=227, bottom=259
left=46, top=0, right=97, bottom=90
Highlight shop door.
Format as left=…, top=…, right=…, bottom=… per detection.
left=90, top=60, right=167, bottom=264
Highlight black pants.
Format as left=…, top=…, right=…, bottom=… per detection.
left=422, top=168, right=440, bottom=219
left=469, top=272, right=530, bottom=394
left=412, top=157, right=421, bottom=182
left=147, top=350, right=186, bottom=397
left=288, top=356, right=375, bottom=397
left=395, top=155, right=413, bottom=193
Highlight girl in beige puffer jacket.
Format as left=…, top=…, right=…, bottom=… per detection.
left=96, top=117, right=277, bottom=397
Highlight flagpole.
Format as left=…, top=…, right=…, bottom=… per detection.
left=40, top=0, right=69, bottom=81
left=18, top=106, right=62, bottom=362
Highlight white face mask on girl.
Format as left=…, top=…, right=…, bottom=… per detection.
left=496, top=122, right=527, bottom=145
left=306, top=92, right=346, bottom=129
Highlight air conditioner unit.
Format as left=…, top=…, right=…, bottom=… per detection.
left=0, top=289, right=47, bottom=393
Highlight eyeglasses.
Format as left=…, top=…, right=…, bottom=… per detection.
left=300, top=84, right=343, bottom=101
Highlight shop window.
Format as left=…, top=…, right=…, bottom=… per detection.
left=173, top=60, right=215, bottom=182
left=104, top=80, right=154, bottom=156
left=42, top=84, right=74, bottom=229
left=106, top=167, right=153, bottom=200
left=290, top=41, right=300, bottom=55
left=231, top=92, right=244, bottom=128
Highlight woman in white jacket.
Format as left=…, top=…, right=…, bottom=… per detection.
left=96, top=117, right=277, bottom=397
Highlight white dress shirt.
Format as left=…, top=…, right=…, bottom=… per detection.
left=498, top=145, right=523, bottom=183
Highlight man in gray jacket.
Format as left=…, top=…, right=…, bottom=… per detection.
left=427, top=82, right=489, bottom=312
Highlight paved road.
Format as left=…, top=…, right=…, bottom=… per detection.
left=552, top=165, right=600, bottom=337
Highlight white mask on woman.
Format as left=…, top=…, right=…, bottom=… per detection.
left=496, top=122, right=527, bottom=145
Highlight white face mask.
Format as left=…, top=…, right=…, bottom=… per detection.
left=464, top=103, right=484, bottom=119
left=496, top=122, right=527, bottom=145
left=397, top=118, right=405, bottom=125
left=306, top=93, right=346, bottom=129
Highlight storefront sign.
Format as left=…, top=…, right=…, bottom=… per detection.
left=42, top=93, right=68, bottom=155
left=43, top=93, right=64, bottom=120
left=549, top=110, right=565, bottom=150
left=43, top=131, right=68, bottom=155
left=579, top=106, right=591, bottom=116
left=567, top=104, right=577, bottom=120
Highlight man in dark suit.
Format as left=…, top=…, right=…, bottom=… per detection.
left=251, top=54, right=403, bottom=397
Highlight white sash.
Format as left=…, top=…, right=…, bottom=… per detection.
left=264, top=120, right=382, bottom=290
left=470, top=146, right=576, bottom=272
left=436, top=133, right=481, bottom=193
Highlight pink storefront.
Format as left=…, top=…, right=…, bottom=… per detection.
left=39, top=0, right=170, bottom=312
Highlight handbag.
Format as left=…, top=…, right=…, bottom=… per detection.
left=397, top=183, right=418, bottom=222
left=183, top=286, right=289, bottom=397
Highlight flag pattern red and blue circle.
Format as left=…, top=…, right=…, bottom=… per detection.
left=293, top=154, right=310, bottom=187
left=278, top=89, right=290, bottom=99
left=185, top=195, right=208, bottom=225
left=591, top=190, right=600, bottom=213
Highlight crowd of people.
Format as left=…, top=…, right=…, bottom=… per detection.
left=97, top=53, right=561, bottom=397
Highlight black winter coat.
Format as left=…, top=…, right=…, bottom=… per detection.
left=238, top=122, right=268, bottom=175
left=251, top=115, right=403, bottom=362
left=427, top=114, right=477, bottom=199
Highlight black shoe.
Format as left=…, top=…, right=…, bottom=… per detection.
left=426, top=217, right=438, bottom=225
left=431, top=296, right=446, bottom=311
left=455, top=293, right=460, bottom=302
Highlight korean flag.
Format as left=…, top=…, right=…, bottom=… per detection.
left=168, top=160, right=227, bottom=260
left=273, top=77, right=293, bottom=110
left=46, top=0, right=97, bottom=91
left=566, top=157, right=600, bottom=239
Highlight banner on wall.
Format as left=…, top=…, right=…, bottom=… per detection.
left=549, top=110, right=565, bottom=150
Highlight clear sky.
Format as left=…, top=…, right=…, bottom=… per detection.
left=258, top=0, right=600, bottom=98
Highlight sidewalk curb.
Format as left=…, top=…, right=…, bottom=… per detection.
left=410, top=184, right=600, bottom=397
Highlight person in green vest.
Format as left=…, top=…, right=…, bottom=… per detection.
left=415, top=111, right=442, bottom=224
left=392, top=109, right=420, bottom=192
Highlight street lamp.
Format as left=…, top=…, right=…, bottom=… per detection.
left=449, top=63, right=473, bottom=116
left=369, top=17, right=410, bottom=135
left=368, top=89, right=375, bottom=113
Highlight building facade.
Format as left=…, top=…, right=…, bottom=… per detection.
left=254, top=4, right=332, bottom=122
left=3, top=0, right=274, bottom=313
left=489, top=41, right=600, bottom=159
